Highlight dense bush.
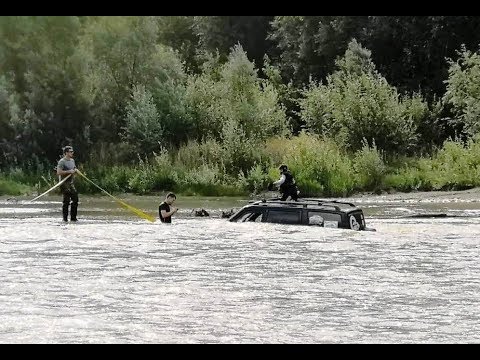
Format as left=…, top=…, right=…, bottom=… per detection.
left=444, top=47, right=480, bottom=136
left=265, top=133, right=356, bottom=197
left=299, top=40, right=428, bottom=156
left=353, top=140, right=386, bottom=192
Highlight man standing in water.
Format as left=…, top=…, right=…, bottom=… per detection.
left=159, top=192, right=178, bottom=223
left=57, top=145, right=78, bottom=222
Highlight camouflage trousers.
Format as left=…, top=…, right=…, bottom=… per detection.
left=60, top=182, right=78, bottom=221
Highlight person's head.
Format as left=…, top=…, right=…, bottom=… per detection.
left=279, top=164, right=288, bottom=173
left=165, top=192, right=176, bottom=205
left=63, top=146, right=74, bottom=158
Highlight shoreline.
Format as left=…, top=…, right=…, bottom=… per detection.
left=348, top=187, right=480, bottom=202
left=3, top=187, right=480, bottom=203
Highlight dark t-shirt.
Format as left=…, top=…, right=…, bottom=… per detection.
left=159, top=202, right=172, bottom=223
left=280, top=171, right=294, bottom=191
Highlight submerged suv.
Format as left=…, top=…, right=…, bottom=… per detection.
left=229, top=198, right=374, bottom=231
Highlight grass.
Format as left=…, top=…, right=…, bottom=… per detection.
left=3, top=135, right=480, bottom=197
left=0, top=177, right=32, bottom=196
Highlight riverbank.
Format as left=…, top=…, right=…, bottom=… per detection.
left=348, top=187, right=480, bottom=203
left=4, top=187, right=480, bottom=202
left=3, top=187, right=480, bottom=211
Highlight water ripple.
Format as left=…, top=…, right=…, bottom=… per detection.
left=1, top=200, right=480, bottom=343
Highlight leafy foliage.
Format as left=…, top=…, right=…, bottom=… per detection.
left=300, top=40, right=427, bottom=155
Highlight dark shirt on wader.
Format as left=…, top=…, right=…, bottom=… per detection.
left=159, top=202, right=172, bottom=223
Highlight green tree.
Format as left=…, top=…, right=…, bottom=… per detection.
left=76, top=16, right=160, bottom=143
left=76, top=17, right=191, bottom=151
left=270, top=16, right=480, bottom=101
left=443, top=47, right=480, bottom=137
left=300, top=40, right=427, bottom=155
left=269, top=16, right=369, bottom=86
left=186, top=45, right=288, bottom=175
left=156, top=16, right=199, bottom=73
left=0, top=16, right=88, bottom=168
left=0, top=75, right=17, bottom=168
left=122, top=85, right=163, bottom=155
left=193, top=16, right=274, bottom=68
left=187, top=45, right=288, bottom=142
left=364, top=16, right=480, bottom=99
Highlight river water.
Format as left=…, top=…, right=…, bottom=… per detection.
left=1, top=191, right=480, bottom=343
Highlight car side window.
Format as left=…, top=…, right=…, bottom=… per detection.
left=248, top=212, right=264, bottom=222
left=266, top=210, right=301, bottom=224
left=239, top=211, right=253, bottom=222
left=308, top=214, right=324, bottom=226
left=308, top=211, right=341, bottom=227
left=309, top=211, right=341, bottom=222
left=239, top=210, right=264, bottom=222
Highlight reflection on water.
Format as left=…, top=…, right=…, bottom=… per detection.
left=1, top=194, right=480, bottom=343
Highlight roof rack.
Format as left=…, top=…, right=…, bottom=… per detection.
left=250, top=198, right=344, bottom=212
left=299, top=198, right=357, bottom=207
left=255, top=198, right=356, bottom=207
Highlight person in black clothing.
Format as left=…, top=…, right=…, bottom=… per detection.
left=270, top=164, right=299, bottom=201
left=159, top=192, right=178, bottom=223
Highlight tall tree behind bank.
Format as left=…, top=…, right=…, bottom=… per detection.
left=192, top=16, right=275, bottom=69
left=269, top=16, right=480, bottom=100
left=299, top=40, right=428, bottom=156
left=364, top=16, right=480, bottom=99
left=0, top=16, right=87, bottom=168
left=76, top=16, right=192, bottom=162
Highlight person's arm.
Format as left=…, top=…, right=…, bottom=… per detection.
left=273, top=174, right=286, bottom=186
left=56, top=161, right=76, bottom=176
left=161, top=206, right=178, bottom=218
left=57, top=168, right=76, bottom=176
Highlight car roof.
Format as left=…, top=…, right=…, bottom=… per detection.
left=245, top=198, right=360, bottom=213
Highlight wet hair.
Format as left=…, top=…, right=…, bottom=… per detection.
left=166, top=192, right=176, bottom=199
left=63, top=145, right=74, bottom=154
